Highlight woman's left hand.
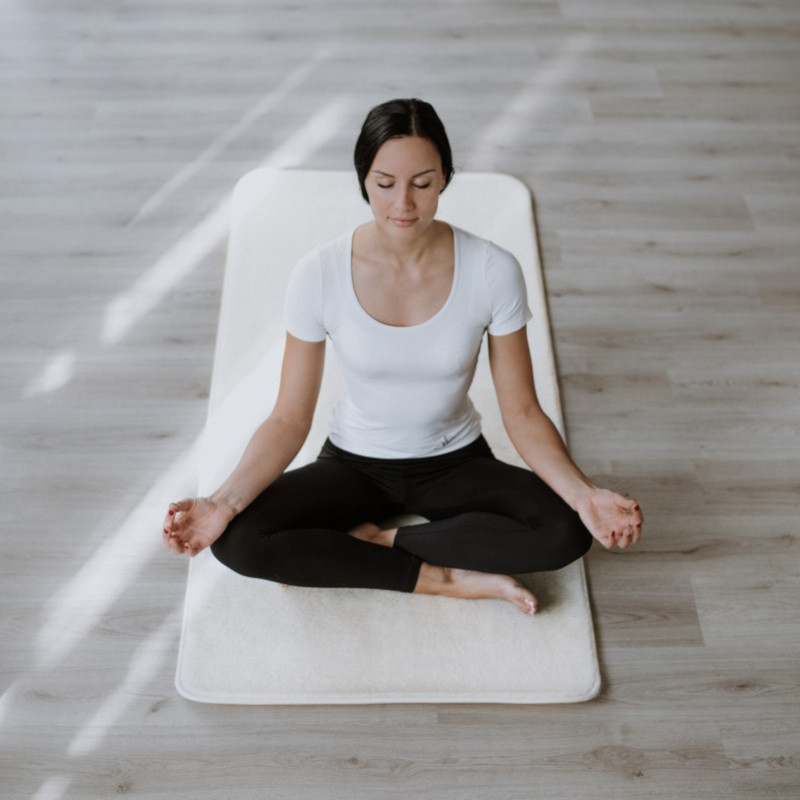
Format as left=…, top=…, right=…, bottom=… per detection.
left=574, top=489, right=643, bottom=550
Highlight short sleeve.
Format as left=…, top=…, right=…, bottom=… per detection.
left=283, top=250, right=327, bottom=342
left=484, top=243, right=533, bottom=336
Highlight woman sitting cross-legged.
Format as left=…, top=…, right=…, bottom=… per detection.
left=162, top=98, right=643, bottom=616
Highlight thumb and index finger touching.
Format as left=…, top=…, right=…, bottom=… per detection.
left=169, top=498, right=195, bottom=514
left=162, top=497, right=196, bottom=542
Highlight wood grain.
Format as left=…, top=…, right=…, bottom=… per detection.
left=2, top=0, right=799, bottom=798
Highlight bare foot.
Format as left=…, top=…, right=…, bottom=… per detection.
left=414, top=564, right=538, bottom=616
left=346, top=522, right=397, bottom=548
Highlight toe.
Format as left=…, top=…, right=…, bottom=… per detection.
left=513, top=586, right=538, bottom=615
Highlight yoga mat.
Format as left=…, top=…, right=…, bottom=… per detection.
left=175, top=169, right=601, bottom=704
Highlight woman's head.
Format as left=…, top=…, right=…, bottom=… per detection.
left=354, top=98, right=454, bottom=203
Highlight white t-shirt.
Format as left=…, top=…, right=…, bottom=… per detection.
left=283, top=225, right=532, bottom=458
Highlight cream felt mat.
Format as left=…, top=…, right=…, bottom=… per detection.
left=175, top=170, right=600, bottom=704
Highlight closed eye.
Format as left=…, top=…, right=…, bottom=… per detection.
left=376, top=182, right=432, bottom=190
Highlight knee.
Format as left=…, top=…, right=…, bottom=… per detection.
left=210, top=532, right=254, bottom=579
left=210, top=518, right=276, bottom=581
left=534, top=505, right=593, bottom=571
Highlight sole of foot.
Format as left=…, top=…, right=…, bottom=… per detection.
left=422, top=567, right=538, bottom=616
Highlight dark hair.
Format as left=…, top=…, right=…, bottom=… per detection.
left=353, top=98, right=454, bottom=202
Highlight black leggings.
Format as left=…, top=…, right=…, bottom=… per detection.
left=210, top=435, right=593, bottom=593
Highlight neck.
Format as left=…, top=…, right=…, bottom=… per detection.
left=365, top=220, right=448, bottom=267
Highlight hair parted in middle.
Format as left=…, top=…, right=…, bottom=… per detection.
left=353, top=98, right=455, bottom=203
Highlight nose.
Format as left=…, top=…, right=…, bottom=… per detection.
left=395, top=184, right=414, bottom=210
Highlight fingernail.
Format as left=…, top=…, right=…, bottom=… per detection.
left=169, top=510, right=174, bottom=516
left=634, top=504, right=640, bottom=511
left=163, top=528, right=168, bottom=534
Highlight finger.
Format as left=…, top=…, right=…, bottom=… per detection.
left=163, top=499, right=191, bottom=534
left=167, top=499, right=194, bottom=527
left=622, top=524, right=638, bottom=548
left=600, top=531, right=615, bottom=549
left=185, top=540, right=207, bottom=557
left=612, top=492, right=633, bottom=510
left=614, top=493, right=641, bottom=519
left=168, top=525, right=185, bottom=550
left=162, top=508, right=176, bottom=533
left=167, top=535, right=183, bottom=555
left=163, top=511, right=180, bottom=545
left=625, top=515, right=643, bottom=544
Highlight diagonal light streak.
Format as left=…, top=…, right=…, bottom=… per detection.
left=22, top=349, right=76, bottom=397
left=101, top=95, right=352, bottom=347
left=67, top=609, right=182, bottom=758
left=127, top=41, right=338, bottom=226
left=463, top=33, right=594, bottom=170
left=35, top=96, right=353, bottom=664
left=29, top=775, right=71, bottom=800
left=34, top=435, right=201, bottom=672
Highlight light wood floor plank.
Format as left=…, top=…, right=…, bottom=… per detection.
left=2, top=0, right=799, bottom=798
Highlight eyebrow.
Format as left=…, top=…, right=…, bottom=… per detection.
left=371, top=169, right=437, bottom=179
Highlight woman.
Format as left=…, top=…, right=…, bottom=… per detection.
left=162, top=98, right=643, bottom=616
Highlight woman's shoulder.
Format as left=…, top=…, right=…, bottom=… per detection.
left=451, top=225, right=520, bottom=268
left=451, top=226, right=531, bottom=333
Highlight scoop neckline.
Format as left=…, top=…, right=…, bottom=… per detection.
left=347, top=224, right=460, bottom=331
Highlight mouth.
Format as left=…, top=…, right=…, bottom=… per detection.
left=390, top=218, right=417, bottom=226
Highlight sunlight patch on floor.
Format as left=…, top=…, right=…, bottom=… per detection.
left=68, top=609, right=181, bottom=758
left=22, top=350, right=76, bottom=398
left=463, top=32, right=595, bottom=171
left=34, top=436, right=201, bottom=672
left=30, top=775, right=71, bottom=800
left=0, top=685, right=13, bottom=727
left=101, top=95, right=352, bottom=347
left=128, top=41, right=338, bottom=226
left=102, top=199, right=232, bottom=346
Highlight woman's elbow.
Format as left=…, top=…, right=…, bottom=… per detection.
left=502, top=402, right=548, bottom=437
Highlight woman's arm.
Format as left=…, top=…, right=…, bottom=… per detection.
left=163, top=333, right=325, bottom=555
left=487, top=327, right=643, bottom=549
left=209, top=333, right=326, bottom=515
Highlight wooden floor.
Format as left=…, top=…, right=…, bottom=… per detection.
left=2, top=1, right=799, bottom=797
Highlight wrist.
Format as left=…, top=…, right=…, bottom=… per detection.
left=567, top=481, right=599, bottom=512
left=208, top=491, right=242, bottom=521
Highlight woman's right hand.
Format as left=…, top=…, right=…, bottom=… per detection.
left=161, top=497, right=235, bottom=557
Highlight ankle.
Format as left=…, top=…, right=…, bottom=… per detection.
left=413, top=563, right=453, bottom=595
left=440, top=566, right=455, bottom=586
left=382, top=527, right=398, bottom=547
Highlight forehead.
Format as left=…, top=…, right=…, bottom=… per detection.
left=371, top=136, right=442, bottom=172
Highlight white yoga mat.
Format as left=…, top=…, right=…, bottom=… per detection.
left=175, top=169, right=600, bottom=704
